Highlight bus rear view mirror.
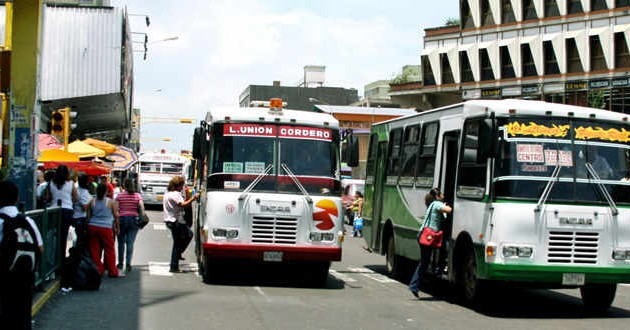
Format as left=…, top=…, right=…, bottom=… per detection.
left=193, top=127, right=205, bottom=160
left=345, top=135, right=359, bottom=167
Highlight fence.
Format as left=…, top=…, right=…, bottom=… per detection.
left=26, top=207, right=62, bottom=288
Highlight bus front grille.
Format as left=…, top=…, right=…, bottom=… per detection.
left=547, top=231, right=599, bottom=264
left=251, top=216, right=298, bottom=244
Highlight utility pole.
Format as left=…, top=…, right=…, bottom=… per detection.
left=8, top=0, right=43, bottom=209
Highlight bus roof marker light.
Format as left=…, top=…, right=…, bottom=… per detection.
left=290, top=119, right=296, bottom=123
left=589, top=113, right=596, bottom=119
left=269, top=98, right=284, bottom=115
left=509, top=109, right=516, bottom=115
left=224, top=116, right=231, bottom=121
left=568, top=112, right=575, bottom=117
left=545, top=111, right=552, bottom=116
left=259, top=117, right=265, bottom=121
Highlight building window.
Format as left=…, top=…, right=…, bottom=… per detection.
left=502, top=0, right=516, bottom=23
left=500, top=46, right=516, bottom=79
left=461, top=0, right=475, bottom=29
left=460, top=51, right=474, bottom=82
left=591, top=0, right=609, bottom=10
left=615, top=32, right=630, bottom=69
left=422, top=55, right=436, bottom=86
left=545, top=0, right=560, bottom=17
left=590, top=35, right=607, bottom=71
left=482, top=0, right=495, bottom=26
left=544, top=41, right=560, bottom=75
left=566, top=38, right=584, bottom=73
left=441, top=53, right=455, bottom=84
left=480, top=49, right=495, bottom=81
left=521, top=44, right=538, bottom=77
left=617, top=0, right=630, bottom=8
left=523, top=0, right=538, bottom=20
left=568, top=0, right=584, bottom=14
left=611, top=88, right=630, bottom=114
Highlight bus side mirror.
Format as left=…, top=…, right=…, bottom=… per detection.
left=345, top=135, right=359, bottom=167
left=478, top=119, right=495, bottom=161
left=192, top=127, right=205, bottom=160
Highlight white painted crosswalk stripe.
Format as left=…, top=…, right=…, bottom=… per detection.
left=329, top=269, right=357, bottom=283
left=346, top=266, right=398, bottom=283
left=153, top=223, right=167, bottom=231
left=148, top=262, right=198, bottom=276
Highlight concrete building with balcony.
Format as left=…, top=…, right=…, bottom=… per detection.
left=352, top=79, right=402, bottom=108
left=392, top=0, right=630, bottom=113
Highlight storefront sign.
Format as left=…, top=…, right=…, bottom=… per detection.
left=462, top=89, right=481, bottom=100
left=543, top=83, right=564, bottom=93
left=612, top=78, right=630, bottom=88
left=589, top=79, right=610, bottom=89
left=565, top=80, right=588, bottom=91
left=481, top=88, right=501, bottom=98
left=502, top=87, right=522, bottom=97
left=522, top=85, right=540, bottom=95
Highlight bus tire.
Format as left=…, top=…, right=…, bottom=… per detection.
left=385, top=236, right=401, bottom=279
left=308, top=262, right=330, bottom=287
left=580, top=283, right=616, bottom=312
left=459, top=246, right=486, bottom=305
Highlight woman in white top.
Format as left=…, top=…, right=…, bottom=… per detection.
left=72, top=173, right=92, bottom=248
left=46, top=165, right=78, bottom=257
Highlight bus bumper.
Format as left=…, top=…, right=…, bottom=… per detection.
left=202, top=242, right=342, bottom=262
left=483, top=263, right=630, bottom=284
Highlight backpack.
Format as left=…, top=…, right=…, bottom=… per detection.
left=61, top=247, right=100, bottom=291
left=0, top=213, right=41, bottom=273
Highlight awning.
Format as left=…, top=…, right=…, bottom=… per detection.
left=67, top=140, right=106, bottom=158
left=38, top=134, right=63, bottom=151
left=37, top=149, right=80, bottom=162
left=40, top=161, right=111, bottom=176
left=109, top=146, right=138, bottom=171
left=83, top=138, right=117, bottom=154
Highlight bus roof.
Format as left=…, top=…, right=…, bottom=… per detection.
left=204, top=106, right=340, bottom=128
left=375, top=99, right=630, bottom=127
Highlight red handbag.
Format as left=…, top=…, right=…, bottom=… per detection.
left=418, top=227, right=443, bottom=248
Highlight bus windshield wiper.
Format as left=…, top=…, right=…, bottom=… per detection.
left=281, top=163, right=312, bottom=204
left=535, top=165, right=562, bottom=212
left=585, top=162, right=618, bottom=216
left=238, top=164, right=273, bottom=201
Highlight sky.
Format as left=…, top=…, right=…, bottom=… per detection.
left=110, top=0, right=459, bottom=153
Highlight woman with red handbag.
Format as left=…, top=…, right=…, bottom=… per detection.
left=409, top=187, right=452, bottom=298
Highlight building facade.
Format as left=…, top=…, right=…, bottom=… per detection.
left=392, top=0, right=630, bottom=113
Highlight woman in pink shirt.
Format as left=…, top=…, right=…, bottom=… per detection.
left=115, top=178, right=145, bottom=272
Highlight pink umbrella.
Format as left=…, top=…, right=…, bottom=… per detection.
left=38, top=133, right=63, bottom=151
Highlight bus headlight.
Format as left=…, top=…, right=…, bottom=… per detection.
left=309, top=232, right=335, bottom=242
left=612, top=249, right=630, bottom=260
left=212, top=228, right=239, bottom=239
left=503, top=245, right=533, bottom=258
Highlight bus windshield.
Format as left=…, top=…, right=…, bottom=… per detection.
left=208, top=123, right=340, bottom=195
left=493, top=117, right=630, bottom=205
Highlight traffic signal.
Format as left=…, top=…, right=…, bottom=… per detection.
left=50, top=110, right=64, bottom=137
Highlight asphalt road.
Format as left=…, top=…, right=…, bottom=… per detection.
left=33, top=210, right=630, bottom=329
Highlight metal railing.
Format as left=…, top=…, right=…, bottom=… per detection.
left=25, top=207, right=62, bottom=288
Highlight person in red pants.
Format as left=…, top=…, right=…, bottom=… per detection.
left=87, top=183, right=123, bottom=278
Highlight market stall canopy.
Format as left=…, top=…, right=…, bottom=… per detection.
left=83, top=138, right=117, bottom=154
left=38, top=149, right=80, bottom=162
left=109, top=146, right=138, bottom=171
left=38, top=134, right=63, bottom=151
left=67, top=140, right=106, bottom=158
left=41, top=161, right=111, bottom=176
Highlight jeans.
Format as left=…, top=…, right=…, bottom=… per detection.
left=167, top=222, right=193, bottom=270
left=409, top=244, right=434, bottom=293
left=60, top=209, right=74, bottom=257
left=117, top=216, right=140, bottom=267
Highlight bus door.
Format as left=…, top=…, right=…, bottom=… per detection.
left=437, top=130, right=459, bottom=269
left=370, top=141, right=388, bottom=251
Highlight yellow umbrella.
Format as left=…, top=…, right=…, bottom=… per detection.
left=83, top=138, right=117, bottom=154
left=37, top=149, right=80, bottom=162
left=67, top=140, right=106, bottom=158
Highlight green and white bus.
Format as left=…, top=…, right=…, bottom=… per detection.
left=363, top=99, right=630, bottom=309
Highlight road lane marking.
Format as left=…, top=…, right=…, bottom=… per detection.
left=329, top=269, right=357, bottom=283
left=346, top=266, right=398, bottom=283
left=153, top=223, right=167, bottom=231
left=148, top=262, right=198, bottom=276
left=254, top=286, right=272, bottom=302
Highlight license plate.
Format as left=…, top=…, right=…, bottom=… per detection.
left=562, top=273, right=585, bottom=286
left=157, top=195, right=163, bottom=201
left=263, top=251, right=283, bottom=262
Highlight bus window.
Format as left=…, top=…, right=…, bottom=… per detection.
left=416, top=122, right=438, bottom=187
left=400, top=125, right=420, bottom=185
left=457, top=119, right=488, bottom=199
left=386, top=128, right=403, bottom=184
left=365, top=133, right=378, bottom=183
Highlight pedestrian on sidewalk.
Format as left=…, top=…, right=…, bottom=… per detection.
left=163, top=176, right=198, bottom=273
left=115, top=178, right=144, bottom=272
left=87, top=183, right=123, bottom=278
left=72, top=174, right=92, bottom=249
left=46, top=165, right=78, bottom=257
left=0, top=180, right=43, bottom=329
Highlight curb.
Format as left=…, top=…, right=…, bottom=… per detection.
left=32, top=279, right=60, bottom=316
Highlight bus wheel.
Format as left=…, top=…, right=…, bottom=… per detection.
left=308, top=262, right=330, bottom=287
left=460, top=247, right=485, bottom=304
left=580, top=284, right=616, bottom=312
left=385, top=236, right=401, bottom=279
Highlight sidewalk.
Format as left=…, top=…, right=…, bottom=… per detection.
left=32, top=278, right=60, bottom=316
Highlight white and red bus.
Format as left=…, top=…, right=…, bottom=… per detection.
left=137, top=152, right=191, bottom=206
left=191, top=99, right=344, bottom=285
